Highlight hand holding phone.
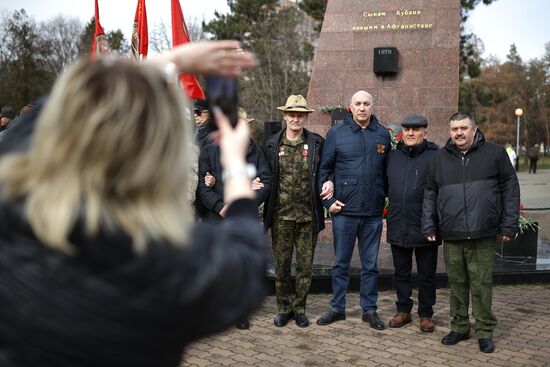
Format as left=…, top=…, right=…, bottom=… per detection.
left=206, top=76, right=238, bottom=129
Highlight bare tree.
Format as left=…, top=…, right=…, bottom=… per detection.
left=188, top=16, right=207, bottom=41
left=150, top=20, right=172, bottom=53
left=39, top=16, right=83, bottom=75
left=204, top=2, right=316, bottom=122
left=150, top=16, right=206, bottom=54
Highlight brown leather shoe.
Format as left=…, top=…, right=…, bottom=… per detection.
left=419, top=317, right=435, bottom=332
left=388, top=312, right=411, bottom=328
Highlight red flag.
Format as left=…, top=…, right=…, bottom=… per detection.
left=171, top=0, right=205, bottom=99
left=131, top=0, right=148, bottom=61
left=90, top=0, right=110, bottom=60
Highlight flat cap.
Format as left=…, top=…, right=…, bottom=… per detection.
left=401, top=114, right=428, bottom=128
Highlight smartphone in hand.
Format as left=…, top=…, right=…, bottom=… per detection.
left=206, top=76, right=238, bottom=129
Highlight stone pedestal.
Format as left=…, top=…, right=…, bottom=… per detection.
left=306, top=0, right=461, bottom=145
left=315, top=219, right=446, bottom=274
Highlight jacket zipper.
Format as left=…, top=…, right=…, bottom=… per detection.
left=309, top=140, right=318, bottom=228
left=461, top=155, right=470, bottom=239
left=400, top=157, right=411, bottom=246
left=269, top=142, right=279, bottom=218
left=360, top=130, right=368, bottom=210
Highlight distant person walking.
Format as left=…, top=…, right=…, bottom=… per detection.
left=528, top=144, right=540, bottom=174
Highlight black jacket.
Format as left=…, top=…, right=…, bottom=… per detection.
left=195, top=121, right=216, bottom=151
left=386, top=140, right=441, bottom=247
left=0, top=96, right=46, bottom=156
left=0, top=199, right=266, bottom=367
left=263, top=128, right=325, bottom=234
left=198, top=141, right=271, bottom=219
left=422, top=130, right=520, bottom=241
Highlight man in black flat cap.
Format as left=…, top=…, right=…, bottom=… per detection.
left=385, top=114, right=440, bottom=333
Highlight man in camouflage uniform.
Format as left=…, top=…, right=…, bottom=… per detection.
left=264, top=95, right=326, bottom=328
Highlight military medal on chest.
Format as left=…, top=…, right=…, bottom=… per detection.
left=302, top=144, right=308, bottom=157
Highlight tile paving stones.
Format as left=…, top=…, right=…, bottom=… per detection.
left=184, top=284, right=550, bottom=366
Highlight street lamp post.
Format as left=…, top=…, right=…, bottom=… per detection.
left=515, top=108, right=523, bottom=170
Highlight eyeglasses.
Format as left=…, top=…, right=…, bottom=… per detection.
left=194, top=110, right=208, bottom=116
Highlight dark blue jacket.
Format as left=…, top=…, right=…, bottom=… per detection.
left=386, top=140, right=441, bottom=247
left=318, top=113, right=390, bottom=216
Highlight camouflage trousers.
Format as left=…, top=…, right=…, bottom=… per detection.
left=271, top=219, right=317, bottom=314
left=444, top=237, right=497, bottom=339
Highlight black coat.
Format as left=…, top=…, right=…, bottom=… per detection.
left=385, top=140, right=441, bottom=247
left=263, top=128, right=325, bottom=234
left=0, top=199, right=266, bottom=367
left=422, top=130, right=520, bottom=240
left=198, top=141, right=271, bottom=219
left=195, top=121, right=216, bottom=151
left=194, top=121, right=217, bottom=220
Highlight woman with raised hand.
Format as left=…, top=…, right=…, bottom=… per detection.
left=0, top=41, right=265, bottom=367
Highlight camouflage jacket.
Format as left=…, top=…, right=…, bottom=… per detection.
left=263, top=128, right=325, bottom=234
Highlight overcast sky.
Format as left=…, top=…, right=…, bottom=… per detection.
left=465, top=0, right=550, bottom=62
left=0, top=0, right=230, bottom=39
left=0, top=0, right=548, bottom=62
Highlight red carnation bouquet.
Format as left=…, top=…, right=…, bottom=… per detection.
left=387, top=127, right=403, bottom=150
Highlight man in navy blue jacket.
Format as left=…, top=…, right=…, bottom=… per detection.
left=316, top=90, right=390, bottom=330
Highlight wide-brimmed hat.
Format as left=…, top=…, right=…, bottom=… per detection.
left=401, top=114, right=428, bottom=128
left=238, top=107, right=254, bottom=123
left=277, top=95, right=314, bottom=113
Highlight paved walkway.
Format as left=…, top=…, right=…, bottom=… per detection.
left=517, top=168, right=550, bottom=210
left=184, top=170, right=550, bottom=366
left=184, top=285, right=550, bottom=367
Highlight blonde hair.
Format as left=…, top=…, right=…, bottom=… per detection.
left=0, top=58, right=193, bottom=253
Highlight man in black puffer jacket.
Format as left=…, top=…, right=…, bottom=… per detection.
left=422, top=112, right=519, bottom=354
left=198, top=108, right=271, bottom=221
left=385, top=114, right=440, bottom=333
